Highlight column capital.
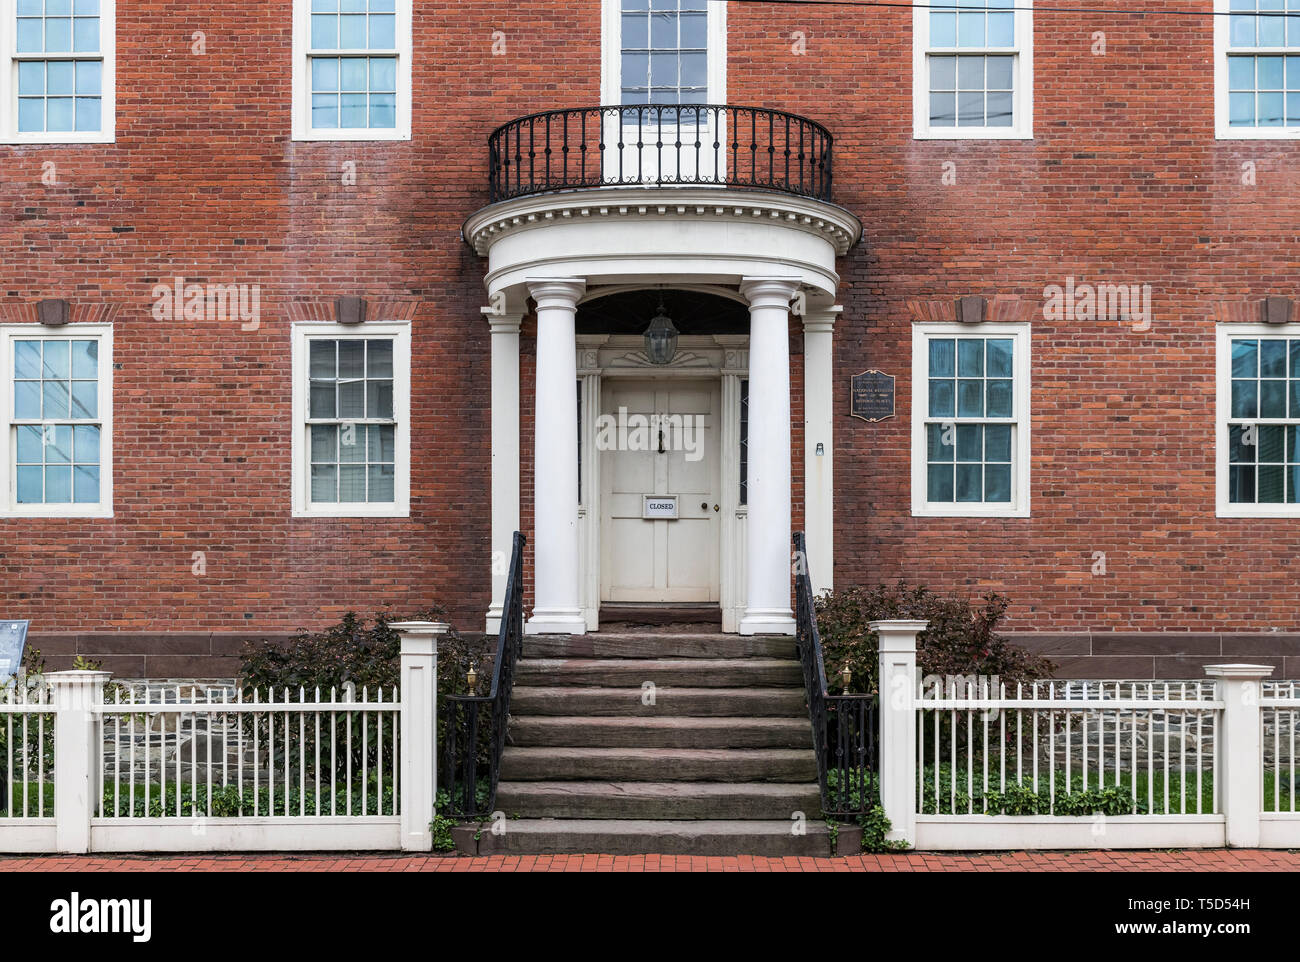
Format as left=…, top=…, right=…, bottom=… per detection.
left=802, top=305, right=843, bottom=335
left=482, top=308, right=525, bottom=335
left=526, top=278, right=586, bottom=309
left=740, top=277, right=801, bottom=309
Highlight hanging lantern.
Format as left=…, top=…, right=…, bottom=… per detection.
left=643, top=294, right=679, bottom=366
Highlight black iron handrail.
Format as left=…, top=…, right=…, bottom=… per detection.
left=439, top=531, right=525, bottom=819
left=487, top=104, right=834, bottom=204
left=793, top=531, right=879, bottom=819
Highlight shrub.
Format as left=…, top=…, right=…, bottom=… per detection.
left=814, top=582, right=1053, bottom=695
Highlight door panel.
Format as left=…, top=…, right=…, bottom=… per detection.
left=601, top=378, right=721, bottom=603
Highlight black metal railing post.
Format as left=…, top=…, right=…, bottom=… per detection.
left=794, top=531, right=880, bottom=820
left=438, top=531, right=526, bottom=819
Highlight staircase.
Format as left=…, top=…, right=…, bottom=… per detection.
left=452, top=629, right=859, bottom=856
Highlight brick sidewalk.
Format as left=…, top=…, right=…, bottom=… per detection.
left=0, top=850, right=1296, bottom=872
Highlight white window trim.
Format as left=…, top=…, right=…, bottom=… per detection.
left=911, top=322, right=1032, bottom=518
left=290, top=321, right=410, bottom=518
left=290, top=0, right=412, bottom=142
left=912, top=0, right=1033, bottom=140
left=0, top=0, right=115, bottom=144
left=1213, top=0, right=1300, bottom=139
left=600, top=0, right=726, bottom=105
left=1215, top=322, right=1300, bottom=517
left=0, top=323, right=113, bottom=518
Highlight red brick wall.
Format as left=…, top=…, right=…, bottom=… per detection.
left=3, top=2, right=1297, bottom=674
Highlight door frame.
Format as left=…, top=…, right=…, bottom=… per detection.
left=577, top=333, right=749, bottom=632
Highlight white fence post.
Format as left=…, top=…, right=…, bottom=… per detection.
left=873, top=620, right=928, bottom=847
left=392, top=621, right=446, bottom=852
left=1206, top=663, right=1272, bottom=848
left=48, top=670, right=110, bottom=854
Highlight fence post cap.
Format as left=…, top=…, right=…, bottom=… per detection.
left=389, top=621, right=451, bottom=635
left=45, top=670, right=111, bottom=683
left=1204, top=663, right=1275, bottom=679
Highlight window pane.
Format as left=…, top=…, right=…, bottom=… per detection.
left=339, top=13, right=367, bottom=47
left=623, top=13, right=648, bottom=47
left=310, top=464, right=338, bottom=502
left=1262, top=339, right=1288, bottom=377
left=986, top=338, right=1013, bottom=377
left=339, top=465, right=367, bottom=502
left=957, top=91, right=984, bottom=126
left=369, top=57, right=396, bottom=92
left=16, top=425, right=42, bottom=464
left=312, top=56, right=339, bottom=93
left=44, top=465, right=72, bottom=503
left=367, top=379, right=393, bottom=419
left=369, top=13, right=395, bottom=48
left=14, top=381, right=41, bottom=419
left=368, top=464, right=395, bottom=502
left=1232, top=339, right=1259, bottom=377
left=338, top=340, right=365, bottom=377
left=985, top=424, right=1012, bottom=462
left=930, top=56, right=956, bottom=91
left=987, top=11, right=1014, bottom=46
left=986, top=55, right=1014, bottom=89
left=928, top=464, right=955, bottom=502
left=339, top=426, right=366, bottom=462
left=70, top=379, right=97, bottom=418
left=929, top=338, right=956, bottom=377
left=957, top=11, right=984, bottom=46
left=929, top=378, right=955, bottom=418
left=370, top=93, right=395, bottom=128
left=311, top=424, right=337, bottom=462
left=338, top=380, right=365, bottom=418
left=1260, top=464, right=1286, bottom=502
left=73, top=16, right=98, bottom=52
left=73, top=465, right=100, bottom=503
left=957, top=56, right=984, bottom=91
left=1232, top=379, right=1259, bottom=418
left=1260, top=424, right=1287, bottom=462
left=73, top=424, right=99, bottom=463
left=930, top=92, right=956, bottom=127
left=1230, top=55, right=1255, bottom=90
left=956, top=424, right=982, bottom=461
left=927, top=424, right=955, bottom=462
left=18, top=61, right=44, bottom=95
left=310, top=380, right=336, bottom=418
left=955, top=463, right=982, bottom=502
left=367, top=339, right=393, bottom=377
left=931, top=12, right=956, bottom=46
left=16, top=466, right=43, bottom=503
left=43, top=380, right=70, bottom=419
left=13, top=343, right=40, bottom=379
left=984, top=463, right=1012, bottom=502
left=340, top=58, right=367, bottom=92
left=46, top=424, right=72, bottom=463
left=1229, top=423, right=1254, bottom=463
left=986, top=90, right=1013, bottom=126
left=957, top=379, right=984, bottom=417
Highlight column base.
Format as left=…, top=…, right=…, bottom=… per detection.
left=525, top=609, right=588, bottom=636
left=738, top=609, right=797, bottom=636
left=485, top=606, right=503, bottom=635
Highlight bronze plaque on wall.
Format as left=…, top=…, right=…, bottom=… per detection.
left=851, top=370, right=895, bottom=422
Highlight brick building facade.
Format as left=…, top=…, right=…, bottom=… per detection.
left=2, top=0, right=1299, bottom=678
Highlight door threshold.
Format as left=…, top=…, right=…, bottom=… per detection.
left=599, top=604, right=723, bottom=627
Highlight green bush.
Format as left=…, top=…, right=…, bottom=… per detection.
left=814, top=582, right=1053, bottom=695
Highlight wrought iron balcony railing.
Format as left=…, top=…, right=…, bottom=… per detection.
left=487, top=104, right=834, bottom=204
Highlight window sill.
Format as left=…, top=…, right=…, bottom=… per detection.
left=292, top=129, right=410, bottom=143
left=1215, top=126, right=1300, bottom=140
left=913, top=128, right=1033, bottom=141
left=912, top=505, right=1030, bottom=519
left=1, top=506, right=113, bottom=519
left=0, top=132, right=115, bottom=145
left=1217, top=504, right=1300, bottom=519
left=292, top=506, right=410, bottom=519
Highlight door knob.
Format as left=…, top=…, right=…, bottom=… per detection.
left=701, top=502, right=708, bottom=510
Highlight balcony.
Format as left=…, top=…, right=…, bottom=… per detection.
left=486, top=104, right=834, bottom=204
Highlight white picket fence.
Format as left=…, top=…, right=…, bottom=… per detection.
left=0, top=621, right=444, bottom=854
left=875, top=621, right=1297, bottom=850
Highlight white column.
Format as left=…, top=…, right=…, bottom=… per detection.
left=49, top=670, right=109, bottom=854
left=392, top=621, right=446, bottom=852
left=485, top=309, right=523, bottom=634
left=803, top=306, right=840, bottom=595
left=1206, top=663, right=1273, bottom=848
left=874, top=620, right=928, bottom=847
left=526, top=278, right=587, bottom=635
left=739, top=278, right=799, bottom=636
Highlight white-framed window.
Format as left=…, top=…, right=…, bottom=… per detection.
left=601, top=0, right=725, bottom=105
left=1216, top=324, right=1300, bottom=516
left=1214, top=0, right=1300, bottom=138
left=0, top=0, right=114, bottom=144
left=291, top=0, right=411, bottom=141
left=911, top=323, right=1031, bottom=517
left=0, top=323, right=112, bottom=517
left=913, top=0, right=1033, bottom=140
left=290, top=322, right=410, bottom=518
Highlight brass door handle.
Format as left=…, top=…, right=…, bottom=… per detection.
left=713, top=504, right=720, bottom=512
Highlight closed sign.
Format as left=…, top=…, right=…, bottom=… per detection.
left=643, top=496, right=679, bottom=520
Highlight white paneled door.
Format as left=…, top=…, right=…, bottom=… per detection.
left=601, top=378, right=721, bottom=603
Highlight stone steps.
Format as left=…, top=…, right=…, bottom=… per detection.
left=456, top=819, right=859, bottom=857
left=508, top=715, right=813, bottom=749
left=524, top=633, right=796, bottom=660
left=515, top=657, right=802, bottom=688
left=500, top=746, right=818, bottom=783
left=495, top=781, right=822, bottom=820
left=510, top=685, right=808, bottom=717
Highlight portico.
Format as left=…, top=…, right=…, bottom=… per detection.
left=465, top=107, right=860, bottom=637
